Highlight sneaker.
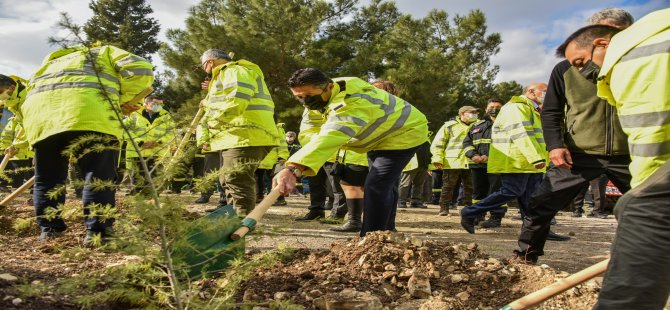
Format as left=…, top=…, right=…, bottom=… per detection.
left=295, top=211, right=325, bottom=221
left=39, top=230, right=65, bottom=241
left=546, top=230, right=571, bottom=241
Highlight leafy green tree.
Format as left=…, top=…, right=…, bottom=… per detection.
left=160, top=0, right=356, bottom=130
left=381, top=9, right=502, bottom=130
left=83, top=0, right=161, bottom=59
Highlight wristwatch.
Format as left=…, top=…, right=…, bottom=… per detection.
left=284, top=166, right=303, bottom=178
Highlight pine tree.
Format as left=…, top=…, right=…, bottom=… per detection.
left=83, top=0, right=160, bottom=60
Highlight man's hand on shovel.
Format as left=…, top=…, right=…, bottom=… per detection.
left=273, top=164, right=304, bottom=195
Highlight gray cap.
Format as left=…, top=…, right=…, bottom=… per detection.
left=458, top=106, right=478, bottom=114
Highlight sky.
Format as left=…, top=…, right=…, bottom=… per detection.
left=0, top=0, right=667, bottom=86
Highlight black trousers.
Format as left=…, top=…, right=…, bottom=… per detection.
left=362, top=146, right=418, bottom=236
left=571, top=174, right=608, bottom=214
left=470, top=167, right=505, bottom=216
left=307, top=162, right=346, bottom=215
left=33, top=131, right=118, bottom=233
left=595, top=160, right=670, bottom=309
left=515, top=153, right=631, bottom=259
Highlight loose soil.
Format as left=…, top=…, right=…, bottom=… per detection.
left=0, top=190, right=649, bottom=309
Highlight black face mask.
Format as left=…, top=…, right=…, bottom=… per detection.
left=580, top=60, right=601, bottom=84
left=486, top=108, right=500, bottom=116
left=298, top=86, right=329, bottom=111
left=579, top=45, right=601, bottom=84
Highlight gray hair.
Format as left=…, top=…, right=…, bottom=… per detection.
left=587, top=8, right=634, bottom=28
left=200, top=49, right=232, bottom=64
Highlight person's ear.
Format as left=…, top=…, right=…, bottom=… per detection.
left=593, top=38, right=610, bottom=48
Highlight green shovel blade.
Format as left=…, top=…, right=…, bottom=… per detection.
left=172, top=205, right=245, bottom=278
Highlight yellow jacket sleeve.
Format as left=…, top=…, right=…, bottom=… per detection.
left=106, top=46, right=155, bottom=104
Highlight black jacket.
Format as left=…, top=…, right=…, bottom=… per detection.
left=463, top=117, right=494, bottom=169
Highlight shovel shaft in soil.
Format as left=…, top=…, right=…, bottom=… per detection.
left=501, top=259, right=610, bottom=310
left=231, top=187, right=282, bottom=240
left=0, top=176, right=34, bottom=207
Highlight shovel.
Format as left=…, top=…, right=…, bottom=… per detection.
left=0, top=176, right=34, bottom=208
left=501, top=259, right=609, bottom=310
left=172, top=187, right=282, bottom=278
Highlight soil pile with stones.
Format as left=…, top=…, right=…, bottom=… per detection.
left=238, top=231, right=601, bottom=309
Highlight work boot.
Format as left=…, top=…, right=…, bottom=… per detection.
left=273, top=196, right=287, bottom=206
left=480, top=214, right=503, bottom=228
left=546, top=230, right=571, bottom=241
left=571, top=211, right=584, bottom=217
left=331, top=198, right=363, bottom=232
left=586, top=212, right=608, bottom=219
left=438, top=204, right=450, bottom=216
left=295, top=210, right=325, bottom=221
left=460, top=210, right=476, bottom=234
left=195, top=194, right=210, bottom=204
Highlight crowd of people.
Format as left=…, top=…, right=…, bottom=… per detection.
left=0, top=6, right=667, bottom=309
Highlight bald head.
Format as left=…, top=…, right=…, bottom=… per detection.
left=524, top=82, right=548, bottom=105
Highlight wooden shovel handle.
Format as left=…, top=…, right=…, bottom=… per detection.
left=231, top=187, right=282, bottom=240
left=501, top=259, right=610, bottom=310
left=0, top=176, right=35, bottom=207
left=0, top=127, right=24, bottom=172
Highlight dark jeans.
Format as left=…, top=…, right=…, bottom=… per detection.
left=306, top=162, right=346, bottom=216
left=34, top=131, right=118, bottom=233
left=255, top=168, right=271, bottom=198
left=470, top=167, right=505, bottom=216
left=362, top=146, right=418, bottom=236
left=461, top=173, right=542, bottom=218
left=515, top=153, right=631, bottom=260
left=440, top=169, right=472, bottom=207
left=595, top=160, right=670, bottom=310
left=431, top=169, right=443, bottom=204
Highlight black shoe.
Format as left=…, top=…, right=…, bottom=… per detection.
left=195, top=195, right=210, bottom=204
left=39, top=230, right=65, bottom=241
left=571, top=212, right=584, bottom=218
left=546, top=230, right=571, bottom=241
left=409, top=204, right=428, bottom=209
left=550, top=217, right=557, bottom=225
left=324, top=202, right=333, bottom=210
left=295, top=211, right=325, bottom=221
left=397, top=204, right=407, bottom=209
left=460, top=211, right=476, bottom=234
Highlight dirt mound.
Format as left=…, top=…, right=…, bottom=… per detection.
left=239, top=231, right=601, bottom=309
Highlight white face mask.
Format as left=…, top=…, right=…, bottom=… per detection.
left=150, top=104, right=163, bottom=112
left=464, top=113, right=479, bottom=123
